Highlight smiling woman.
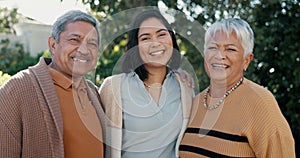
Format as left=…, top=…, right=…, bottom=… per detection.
left=179, top=18, right=295, bottom=158
left=204, top=29, right=251, bottom=85
left=98, top=9, right=194, bottom=158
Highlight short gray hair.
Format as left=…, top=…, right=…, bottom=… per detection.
left=204, top=18, right=254, bottom=57
left=51, top=10, right=100, bottom=46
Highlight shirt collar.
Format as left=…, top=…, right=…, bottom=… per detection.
left=48, top=66, right=73, bottom=89
left=74, top=79, right=86, bottom=90
left=166, top=69, right=176, bottom=77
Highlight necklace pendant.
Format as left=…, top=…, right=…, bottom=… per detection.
left=144, top=82, right=162, bottom=89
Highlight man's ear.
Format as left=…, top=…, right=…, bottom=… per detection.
left=48, top=37, right=56, bottom=54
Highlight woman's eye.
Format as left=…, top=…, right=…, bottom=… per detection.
left=208, top=47, right=217, bottom=50
left=227, top=48, right=237, bottom=52
left=141, top=37, right=150, bottom=41
left=158, top=33, right=166, bottom=37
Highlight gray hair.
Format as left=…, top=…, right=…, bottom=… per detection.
left=204, top=18, right=254, bottom=57
left=51, top=10, right=100, bottom=46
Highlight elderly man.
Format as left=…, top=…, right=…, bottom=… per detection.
left=0, top=10, right=106, bottom=158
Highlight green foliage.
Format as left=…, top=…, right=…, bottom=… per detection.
left=82, top=0, right=161, bottom=14
left=249, top=1, right=300, bottom=152
left=0, top=7, right=41, bottom=76
left=94, top=35, right=126, bottom=85
left=0, top=7, right=19, bottom=34
left=0, top=71, right=11, bottom=86
left=40, top=50, right=52, bottom=58
left=0, top=38, right=41, bottom=75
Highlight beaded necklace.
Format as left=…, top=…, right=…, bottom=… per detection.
left=203, top=77, right=244, bottom=110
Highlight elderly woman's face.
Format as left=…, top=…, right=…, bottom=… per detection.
left=204, top=30, right=252, bottom=84
left=137, top=17, right=173, bottom=68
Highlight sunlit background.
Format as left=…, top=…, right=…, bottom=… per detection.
left=0, top=0, right=88, bottom=24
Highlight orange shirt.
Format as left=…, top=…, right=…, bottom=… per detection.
left=49, top=67, right=104, bottom=158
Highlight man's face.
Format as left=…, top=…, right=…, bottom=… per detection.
left=49, top=21, right=99, bottom=79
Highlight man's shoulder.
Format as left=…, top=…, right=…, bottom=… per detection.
left=0, top=69, right=36, bottom=100
left=1, top=58, right=53, bottom=93
left=4, top=69, right=32, bottom=85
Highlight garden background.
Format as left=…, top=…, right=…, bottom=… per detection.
left=0, top=0, right=299, bottom=155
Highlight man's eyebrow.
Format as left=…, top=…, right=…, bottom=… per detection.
left=88, top=38, right=98, bottom=43
left=67, top=33, right=81, bottom=38
left=67, top=34, right=98, bottom=42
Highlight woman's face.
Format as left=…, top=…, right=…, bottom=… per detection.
left=204, top=30, right=252, bottom=85
left=137, top=17, right=173, bottom=68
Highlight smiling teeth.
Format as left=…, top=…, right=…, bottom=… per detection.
left=150, top=51, right=164, bottom=56
left=74, top=58, right=88, bottom=63
left=212, top=64, right=228, bottom=68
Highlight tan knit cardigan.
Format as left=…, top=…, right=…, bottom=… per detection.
left=0, top=57, right=106, bottom=158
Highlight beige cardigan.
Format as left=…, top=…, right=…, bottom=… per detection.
left=0, top=57, right=106, bottom=158
left=99, top=73, right=194, bottom=158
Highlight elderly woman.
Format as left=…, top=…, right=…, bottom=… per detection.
left=179, top=18, right=295, bottom=157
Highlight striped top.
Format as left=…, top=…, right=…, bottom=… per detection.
left=179, top=78, right=295, bottom=158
